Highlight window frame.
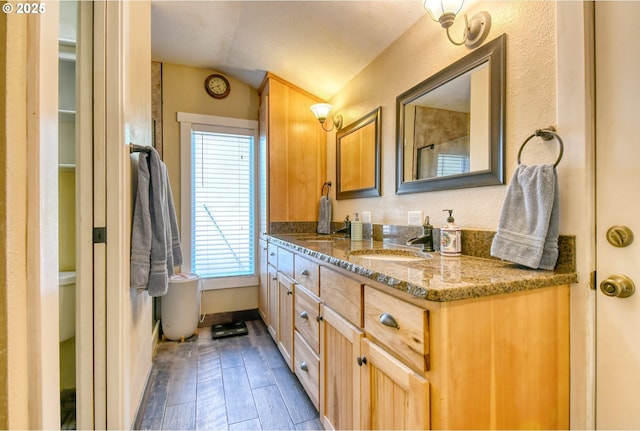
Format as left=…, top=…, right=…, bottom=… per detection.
left=178, top=112, right=259, bottom=291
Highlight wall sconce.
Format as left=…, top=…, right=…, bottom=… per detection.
left=423, top=0, right=491, bottom=48
left=310, top=103, right=343, bottom=132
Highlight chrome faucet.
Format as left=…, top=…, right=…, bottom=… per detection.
left=406, top=216, right=434, bottom=252
left=333, top=215, right=351, bottom=238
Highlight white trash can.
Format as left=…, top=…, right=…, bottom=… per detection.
left=161, top=273, right=200, bottom=341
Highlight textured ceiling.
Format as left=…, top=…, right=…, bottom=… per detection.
left=151, top=1, right=426, bottom=100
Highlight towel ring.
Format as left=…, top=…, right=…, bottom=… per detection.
left=517, top=128, right=564, bottom=168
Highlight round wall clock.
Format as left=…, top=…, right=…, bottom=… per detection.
left=204, top=74, right=230, bottom=99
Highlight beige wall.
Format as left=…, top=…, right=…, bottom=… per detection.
left=328, top=2, right=558, bottom=229
left=328, top=2, right=594, bottom=428
left=0, top=10, right=29, bottom=430
left=160, top=62, right=260, bottom=314
left=1, top=6, right=62, bottom=428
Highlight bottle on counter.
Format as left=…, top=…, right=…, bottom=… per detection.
left=440, top=209, right=461, bottom=256
left=351, top=213, right=363, bottom=241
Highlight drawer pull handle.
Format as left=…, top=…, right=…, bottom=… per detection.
left=300, top=361, right=309, bottom=372
left=316, top=315, right=324, bottom=322
left=357, top=356, right=367, bottom=366
left=380, top=313, right=400, bottom=329
left=300, top=310, right=309, bottom=319
left=300, top=269, right=310, bottom=276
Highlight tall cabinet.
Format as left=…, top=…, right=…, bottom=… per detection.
left=258, top=73, right=327, bottom=228
left=258, top=73, right=327, bottom=332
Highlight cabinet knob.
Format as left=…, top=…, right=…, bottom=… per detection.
left=379, top=313, right=400, bottom=329
left=316, top=315, right=324, bottom=322
left=269, top=252, right=275, bottom=256
left=356, top=356, right=367, bottom=366
left=300, top=361, right=309, bottom=372
left=287, top=290, right=293, bottom=295
left=300, top=310, right=309, bottom=319
left=300, top=269, right=310, bottom=276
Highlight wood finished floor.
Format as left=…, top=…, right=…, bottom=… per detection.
left=135, top=319, right=324, bottom=430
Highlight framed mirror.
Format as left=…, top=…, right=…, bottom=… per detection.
left=396, top=34, right=505, bottom=194
left=336, top=106, right=382, bottom=200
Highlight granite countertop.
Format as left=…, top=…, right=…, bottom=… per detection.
left=267, top=233, right=579, bottom=302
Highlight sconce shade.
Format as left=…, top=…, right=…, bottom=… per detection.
left=424, top=0, right=464, bottom=26
left=310, top=103, right=333, bottom=123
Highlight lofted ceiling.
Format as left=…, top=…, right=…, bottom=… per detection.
left=150, top=1, right=427, bottom=100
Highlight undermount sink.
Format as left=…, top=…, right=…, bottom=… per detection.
left=296, top=236, right=339, bottom=243
left=349, top=249, right=432, bottom=262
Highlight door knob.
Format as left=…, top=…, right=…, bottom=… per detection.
left=600, top=274, right=635, bottom=298
left=606, top=225, right=634, bottom=247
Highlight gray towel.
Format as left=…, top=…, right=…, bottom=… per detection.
left=317, top=196, right=332, bottom=234
left=490, top=164, right=559, bottom=270
left=130, top=148, right=183, bottom=296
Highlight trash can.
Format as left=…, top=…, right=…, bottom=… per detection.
left=161, top=273, right=200, bottom=341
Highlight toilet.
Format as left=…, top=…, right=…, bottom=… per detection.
left=59, top=271, right=76, bottom=342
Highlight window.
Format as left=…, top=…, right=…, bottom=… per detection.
left=179, top=113, right=259, bottom=290
left=437, top=154, right=470, bottom=177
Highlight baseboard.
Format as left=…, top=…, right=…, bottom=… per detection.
left=198, top=308, right=260, bottom=328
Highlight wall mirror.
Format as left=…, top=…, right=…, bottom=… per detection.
left=396, top=34, right=505, bottom=194
left=336, top=107, right=382, bottom=199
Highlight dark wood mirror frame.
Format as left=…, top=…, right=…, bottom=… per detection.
left=336, top=107, right=382, bottom=200
left=396, top=34, right=505, bottom=194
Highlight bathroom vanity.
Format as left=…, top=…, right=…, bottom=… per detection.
left=260, top=233, right=577, bottom=430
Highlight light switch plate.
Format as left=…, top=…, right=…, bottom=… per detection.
left=407, top=210, right=423, bottom=226
left=361, top=211, right=372, bottom=223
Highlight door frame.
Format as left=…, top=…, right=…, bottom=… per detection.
left=556, top=2, right=597, bottom=429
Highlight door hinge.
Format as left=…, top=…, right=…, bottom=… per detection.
left=590, top=270, right=597, bottom=290
left=93, top=227, right=107, bottom=244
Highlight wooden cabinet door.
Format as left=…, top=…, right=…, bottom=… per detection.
left=265, top=76, right=326, bottom=222
left=320, top=305, right=365, bottom=431
left=267, top=265, right=278, bottom=340
left=258, top=239, right=269, bottom=323
left=360, top=338, right=430, bottom=430
left=277, top=273, right=295, bottom=370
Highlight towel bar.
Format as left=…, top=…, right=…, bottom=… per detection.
left=517, top=127, right=563, bottom=167
left=129, top=143, right=152, bottom=154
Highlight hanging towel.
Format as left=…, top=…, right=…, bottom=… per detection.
left=490, top=164, right=559, bottom=270
left=317, top=196, right=332, bottom=234
left=130, top=147, right=183, bottom=296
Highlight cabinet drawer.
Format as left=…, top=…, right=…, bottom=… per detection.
left=294, top=254, right=320, bottom=296
left=320, top=267, right=363, bottom=328
left=364, top=285, right=429, bottom=373
left=277, top=247, right=294, bottom=278
left=267, top=242, right=278, bottom=267
left=294, top=330, right=320, bottom=410
left=294, top=285, right=320, bottom=353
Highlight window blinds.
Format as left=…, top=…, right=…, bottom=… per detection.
left=191, top=129, right=255, bottom=279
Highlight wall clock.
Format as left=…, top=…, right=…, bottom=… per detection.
left=204, top=74, right=230, bottom=99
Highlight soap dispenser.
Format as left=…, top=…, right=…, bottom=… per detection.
left=440, top=209, right=461, bottom=256
left=351, top=213, right=363, bottom=241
